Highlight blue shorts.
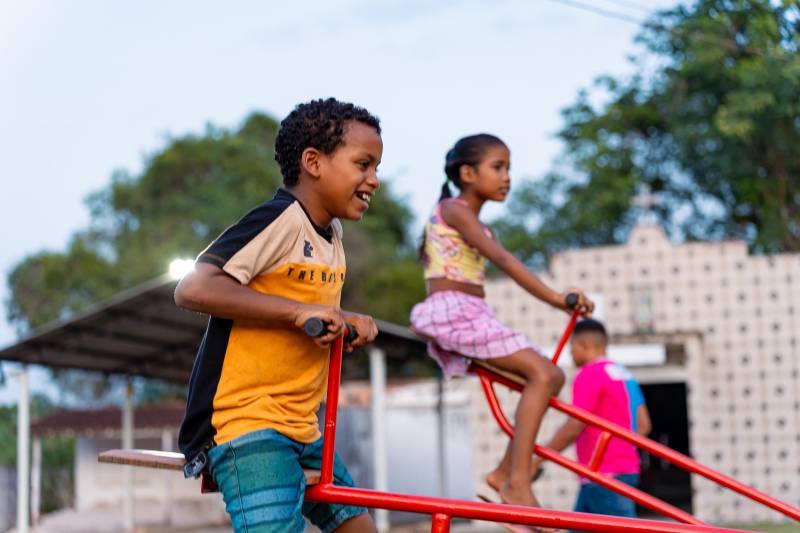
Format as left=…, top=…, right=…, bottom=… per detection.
left=207, top=428, right=369, bottom=533
left=570, top=473, right=640, bottom=533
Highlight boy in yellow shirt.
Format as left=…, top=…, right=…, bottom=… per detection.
left=175, top=98, right=381, bottom=532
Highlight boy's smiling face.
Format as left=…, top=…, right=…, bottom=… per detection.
left=317, top=120, right=382, bottom=221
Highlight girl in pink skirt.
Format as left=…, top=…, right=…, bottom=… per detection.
left=410, top=134, right=594, bottom=510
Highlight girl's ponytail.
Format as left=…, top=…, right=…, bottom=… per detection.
left=439, top=180, right=452, bottom=201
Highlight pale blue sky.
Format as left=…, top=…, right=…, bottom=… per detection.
left=0, top=0, right=678, bottom=401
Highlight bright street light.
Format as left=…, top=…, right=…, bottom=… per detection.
left=168, top=258, right=195, bottom=280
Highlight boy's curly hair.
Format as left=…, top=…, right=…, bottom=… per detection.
left=274, top=98, right=381, bottom=186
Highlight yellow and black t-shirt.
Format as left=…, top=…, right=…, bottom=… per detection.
left=178, top=189, right=346, bottom=462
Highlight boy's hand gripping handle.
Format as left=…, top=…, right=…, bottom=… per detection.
left=303, top=317, right=359, bottom=344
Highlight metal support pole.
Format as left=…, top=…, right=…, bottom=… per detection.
left=122, top=381, right=134, bottom=532
left=369, top=347, right=389, bottom=532
left=16, top=365, right=30, bottom=533
left=431, top=512, right=451, bottom=533
left=161, top=429, right=173, bottom=525
left=31, top=436, right=42, bottom=525
left=436, top=373, right=447, bottom=498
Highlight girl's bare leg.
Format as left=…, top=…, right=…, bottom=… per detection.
left=483, top=349, right=565, bottom=507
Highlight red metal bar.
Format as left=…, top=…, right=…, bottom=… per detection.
left=431, top=513, right=451, bottom=533
left=477, top=373, right=702, bottom=524
left=320, top=334, right=345, bottom=485
left=589, top=431, right=612, bottom=471
left=550, top=309, right=580, bottom=364
left=312, top=326, right=755, bottom=533
left=535, top=445, right=702, bottom=525
left=472, top=364, right=800, bottom=522
left=307, top=484, right=751, bottom=533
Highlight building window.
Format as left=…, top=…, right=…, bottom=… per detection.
left=631, top=286, right=655, bottom=333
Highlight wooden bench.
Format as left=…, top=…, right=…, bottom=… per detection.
left=98, top=449, right=321, bottom=493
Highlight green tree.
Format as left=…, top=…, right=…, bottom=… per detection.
left=495, top=0, right=800, bottom=266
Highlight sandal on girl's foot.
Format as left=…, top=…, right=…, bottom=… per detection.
left=476, top=494, right=562, bottom=533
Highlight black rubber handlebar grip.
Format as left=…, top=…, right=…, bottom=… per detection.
left=303, top=318, right=358, bottom=344
left=565, top=293, right=580, bottom=310
left=303, top=317, right=326, bottom=337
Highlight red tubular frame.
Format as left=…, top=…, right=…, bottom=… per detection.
left=471, top=310, right=800, bottom=524
left=303, top=334, right=763, bottom=533
left=476, top=371, right=702, bottom=525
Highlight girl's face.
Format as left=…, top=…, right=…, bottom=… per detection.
left=466, top=144, right=511, bottom=202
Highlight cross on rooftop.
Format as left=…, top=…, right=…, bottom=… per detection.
left=632, top=184, right=660, bottom=223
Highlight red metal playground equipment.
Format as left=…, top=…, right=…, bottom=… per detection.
left=302, top=311, right=799, bottom=533
left=100, top=306, right=800, bottom=532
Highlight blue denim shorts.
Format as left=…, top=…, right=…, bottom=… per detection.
left=570, top=474, right=640, bottom=533
left=207, top=428, right=368, bottom=532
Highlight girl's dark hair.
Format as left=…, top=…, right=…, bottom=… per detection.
left=419, top=133, right=507, bottom=260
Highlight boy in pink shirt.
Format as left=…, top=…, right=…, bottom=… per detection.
left=532, top=319, right=651, bottom=526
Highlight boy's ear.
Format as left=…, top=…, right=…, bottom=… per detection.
left=300, top=147, right=323, bottom=179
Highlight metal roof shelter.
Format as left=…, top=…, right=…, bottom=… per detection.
left=0, top=273, right=426, bottom=532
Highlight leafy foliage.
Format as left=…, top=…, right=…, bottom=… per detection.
left=495, top=0, right=800, bottom=265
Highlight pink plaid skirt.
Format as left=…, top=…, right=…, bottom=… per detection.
left=410, top=290, right=534, bottom=378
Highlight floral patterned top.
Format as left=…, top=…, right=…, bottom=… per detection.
left=421, top=198, right=491, bottom=286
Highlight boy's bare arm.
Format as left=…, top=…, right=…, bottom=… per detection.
left=544, top=418, right=586, bottom=453
left=175, top=262, right=345, bottom=346
left=532, top=418, right=585, bottom=471
left=636, top=404, right=652, bottom=436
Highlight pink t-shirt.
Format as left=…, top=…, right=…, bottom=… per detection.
left=573, top=358, right=645, bottom=479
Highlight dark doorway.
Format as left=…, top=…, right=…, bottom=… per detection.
left=638, top=382, right=693, bottom=514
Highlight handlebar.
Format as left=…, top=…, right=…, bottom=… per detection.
left=565, top=292, right=580, bottom=310
left=303, top=317, right=359, bottom=344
